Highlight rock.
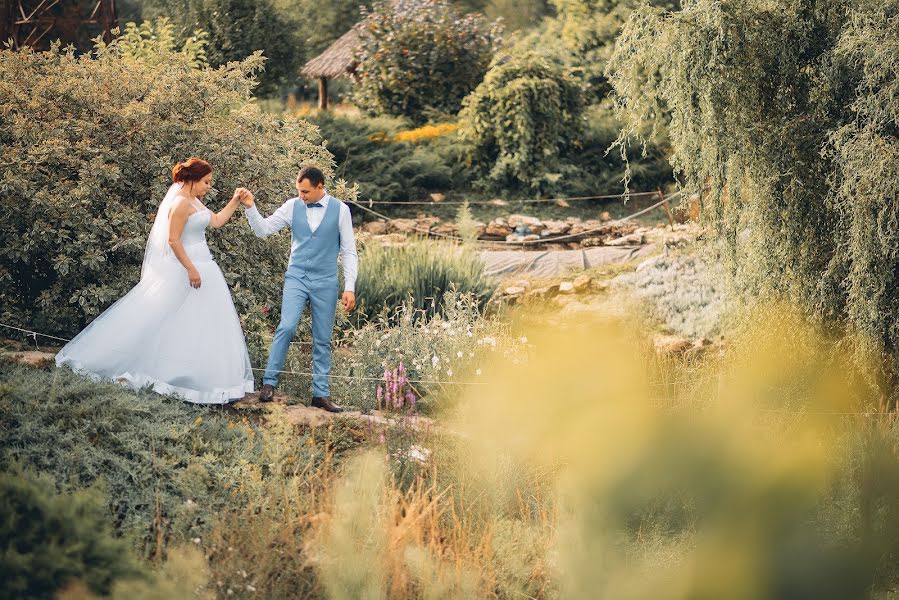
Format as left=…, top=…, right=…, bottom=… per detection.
left=684, top=339, right=714, bottom=360
left=503, top=286, right=526, bottom=296
left=580, top=237, right=604, bottom=247
left=540, top=220, right=572, bottom=237
left=389, top=218, right=419, bottom=234
left=430, top=193, right=446, bottom=203
left=362, top=220, right=388, bottom=235
left=505, top=234, right=540, bottom=243
left=653, top=335, right=692, bottom=355
left=416, top=216, right=441, bottom=231
left=508, top=215, right=545, bottom=233
left=432, top=223, right=458, bottom=237
left=526, top=286, right=555, bottom=301
left=488, top=198, right=509, bottom=207
left=485, top=218, right=513, bottom=238
left=600, top=211, right=612, bottom=222
left=558, top=281, right=575, bottom=294
left=573, top=275, right=591, bottom=291
left=605, top=232, right=645, bottom=246
left=591, top=280, right=610, bottom=291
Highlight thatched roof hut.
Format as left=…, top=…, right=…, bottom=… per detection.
left=301, top=29, right=361, bottom=110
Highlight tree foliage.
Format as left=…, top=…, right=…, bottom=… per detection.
left=138, top=0, right=303, bottom=95
left=352, top=0, right=502, bottom=123
left=0, top=20, right=335, bottom=338
left=609, top=0, right=899, bottom=387
left=545, top=0, right=680, bottom=101
left=459, top=52, right=587, bottom=192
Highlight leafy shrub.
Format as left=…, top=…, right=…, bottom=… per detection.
left=137, top=0, right=303, bottom=95
left=546, top=0, right=681, bottom=102
left=615, top=253, right=725, bottom=339
left=352, top=241, right=496, bottom=324
left=307, top=113, right=457, bottom=202
left=0, top=471, right=142, bottom=599
left=353, top=0, right=502, bottom=123
left=0, top=21, right=334, bottom=338
left=607, top=0, right=899, bottom=392
left=283, top=291, right=529, bottom=410
left=0, top=362, right=365, bottom=564
left=459, top=52, right=587, bottom=193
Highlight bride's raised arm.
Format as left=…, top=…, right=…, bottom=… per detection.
left=208, top=188, right=244, bottom=229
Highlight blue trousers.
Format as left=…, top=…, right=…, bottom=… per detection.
left=263, top=274, right=338, bottom=397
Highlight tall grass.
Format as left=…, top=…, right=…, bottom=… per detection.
left=6, top=306, right=899, bottom=598
left=353, top=241, right=496, bottom=325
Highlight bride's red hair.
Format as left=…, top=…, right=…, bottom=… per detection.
left=172, top=158, right=212, bottom=183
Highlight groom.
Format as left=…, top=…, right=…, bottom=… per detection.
left=240, top=166, right=358, bottom=412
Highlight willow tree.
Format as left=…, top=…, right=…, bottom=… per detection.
left=607, top=0, right=899, bottom=397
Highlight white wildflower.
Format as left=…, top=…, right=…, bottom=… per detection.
left=191, top=537, right=201, bottom=545
left=447, top=369, right=453, bottom=377
left=475, top=368, right=482, bottom=376
left=519, top=336, right=528, bottom=344
left=456, top=351, right=464, bottom=358
left=432, top=355, right=439, bottom=367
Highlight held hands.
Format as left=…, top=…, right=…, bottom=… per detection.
left=229, top=188, right=254, bottom=208
left=341, top=291, right=356, bottom=312
left=236, top=187, right=254, bottom=208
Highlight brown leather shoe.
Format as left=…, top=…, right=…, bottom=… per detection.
left=258, top=384, right=275, bottom=403
left=311, top=396, right=343, bottom=413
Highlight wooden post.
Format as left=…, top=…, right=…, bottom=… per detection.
left=318, top=77, right=329, bottom=111
left=658, top=188, right=674, bottom=227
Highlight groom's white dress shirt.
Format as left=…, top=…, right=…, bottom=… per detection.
left=244, top=193, right=358, bottom=292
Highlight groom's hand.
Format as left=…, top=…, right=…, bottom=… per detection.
left=341, top=291, right=356, bottom=312
left=237, top=188, right=254, bottom=208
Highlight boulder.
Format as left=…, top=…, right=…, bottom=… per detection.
left=389, top=218, right=419, bottom=234
left=558, top=281, right=575, bottom=294
left=653, top=335, right=692, bottom=355
left=362, top=220, right=389, bottom=235
left=503, top=286, right=526, bottom=296
left=573, top=275, right=591, bottom=291
left=540, top=220, right=572, bottom=237
left=605, top=232, right=645, bottom=246
left=508, top=215, right=545, bottom=233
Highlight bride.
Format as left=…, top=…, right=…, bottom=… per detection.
left=56, top=158, right=255, bottom=404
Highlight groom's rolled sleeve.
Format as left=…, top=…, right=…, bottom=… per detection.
left=338, top=203, right=359, bottom=293
left=245, top=199, right=293, bottom=237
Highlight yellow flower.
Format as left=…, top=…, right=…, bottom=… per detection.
left=195, top=417, right=203, bottom=424
left=228, top=422, right=236, bottom=430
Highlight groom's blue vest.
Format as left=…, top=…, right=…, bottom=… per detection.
left=288, top=196, right=341, bottom=282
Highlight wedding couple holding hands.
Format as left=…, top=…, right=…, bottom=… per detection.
left=56, top=159, right=358, bottom=413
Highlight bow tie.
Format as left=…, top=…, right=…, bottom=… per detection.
left=305, top=202, right=323, bottom=208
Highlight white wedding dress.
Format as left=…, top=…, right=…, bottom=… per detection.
left=56, top=185, right=254, bottom=404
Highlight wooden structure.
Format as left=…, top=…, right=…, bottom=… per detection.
left=300, top=28, right=360, bottom=111
left=1, top=0, right=117, bottom=51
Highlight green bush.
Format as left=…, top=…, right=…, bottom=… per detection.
left=284, top=291, right=528, bottom=411
left=137, top=0, right=303, bottom=96
left=546, top=0, right=681, bottom=102
left=0, top=471, right=142, bottom=599
left=459, top=52, right=587, bottom=193
left=307, top=113, right=457, bottom=202
left=352, top=241, right=496, bottom=324
left=0, top=20, right=334, bottom=339
left=0, top=362, right=364, bottom=560
left=353, top=0, right=502, bottom=123
left=607, top=0, right=899, bottom=392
